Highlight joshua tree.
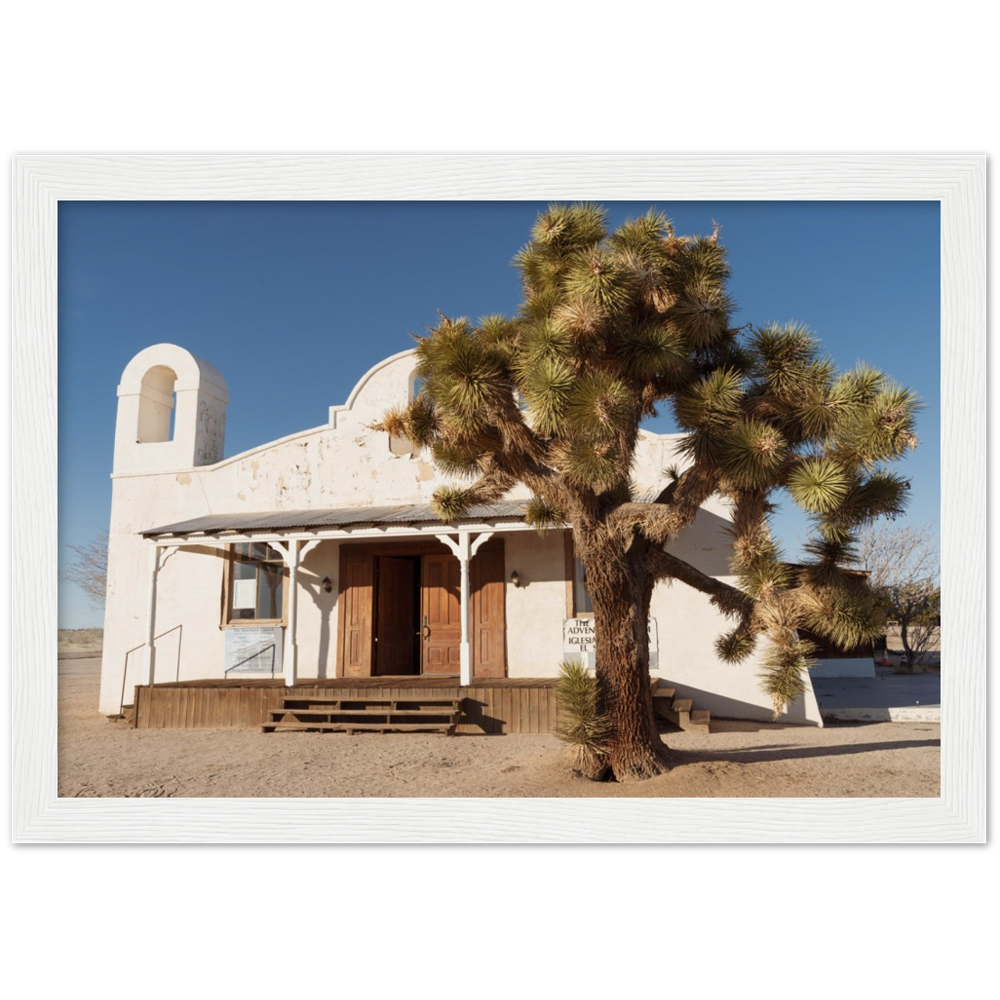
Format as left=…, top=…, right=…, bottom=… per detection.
left=379, top=204, right=919, bottom=781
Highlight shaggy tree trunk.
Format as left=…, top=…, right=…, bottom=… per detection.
left=583, top=532, right=669, bottom=782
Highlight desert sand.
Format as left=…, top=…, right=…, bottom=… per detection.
left=57, top=654, right=940, bottom=799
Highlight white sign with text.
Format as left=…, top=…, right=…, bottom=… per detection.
left=563, top=618, right=658, bottom=670
left=224, top=626, right=283, bottom=676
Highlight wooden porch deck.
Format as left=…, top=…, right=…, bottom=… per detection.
left=130, top=677, right=560, bottom=735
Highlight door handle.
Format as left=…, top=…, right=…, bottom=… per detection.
left=422, top=625, right=431, bottom=639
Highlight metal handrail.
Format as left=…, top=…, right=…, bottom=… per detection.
left=120, top=624, right=183, bottom=715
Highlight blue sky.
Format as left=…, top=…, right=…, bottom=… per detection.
left=57, top=200, right=941, bottom=628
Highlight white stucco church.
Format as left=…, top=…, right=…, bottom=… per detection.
left=99, top=343, right=844, bottom=728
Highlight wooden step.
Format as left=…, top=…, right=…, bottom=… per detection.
left=652, top=693, right=711, bottom=733
left=281, top=696, right=460, bottom=704
left=370, top=702, right=460, bottom=712
left=652, top=687, right=677, bottom=700
left=282, top=698, right=459, bottom=712
left=686, top=709, right=711, bottom=732
left=265, top=695, right=465, bottom=735
left=262, top=721, right=457, bottom=734
left=272, top=708, right=459, bottom=718
left=269, top=711, right=460, bottom=723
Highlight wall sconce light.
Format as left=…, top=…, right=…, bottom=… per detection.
left=321, top=576, right=333, bottom=594
left=510, top=570, right=521, bottom=588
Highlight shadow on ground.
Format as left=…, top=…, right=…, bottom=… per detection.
left=666, top=737, right=940, bottom=768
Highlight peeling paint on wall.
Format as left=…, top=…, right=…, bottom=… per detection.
left=195, top=399, right=226, bottom=465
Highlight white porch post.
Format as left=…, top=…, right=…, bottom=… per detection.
left=436, top=530, right=494, bottom=686
left=285, top=539, right=301, bottom=686
left=456, top=532, right=472, bottom=685
left=271, top=539, right=320, bottom=687
left=144, top=543, right=161, bottom=685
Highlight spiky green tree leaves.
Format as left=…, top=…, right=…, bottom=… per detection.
left=554, top=660, right=612, bottom=780
left=787, top=458, right=851, bottom=513
left=379, top=204, right=920, bottom=781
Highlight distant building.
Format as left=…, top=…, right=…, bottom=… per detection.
left=794, top=565, right=877, bottom=679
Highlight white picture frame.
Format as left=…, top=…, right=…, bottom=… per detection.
left=13, top=154, right=985, bottom=843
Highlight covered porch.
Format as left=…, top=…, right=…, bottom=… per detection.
left=129, top=675, right=560, bottom=735
left=130, top=502, right=562, bottom=712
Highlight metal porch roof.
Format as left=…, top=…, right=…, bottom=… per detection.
left=141, top=502, right=534, bottom=538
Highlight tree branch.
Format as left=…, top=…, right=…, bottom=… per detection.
left=648, top=548, right=755, bottom=620
left=462, top=465, right=517, bottom=505
left=609, top=465, right=718, bottom=546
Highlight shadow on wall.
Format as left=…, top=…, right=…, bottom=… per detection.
left=514, top=507, right=736, bottom=587
left=662, top=508, right=736, bottom=578
left=668, top=682, right=819, bottom=726
left=302, top=545, right=334, bottom=679
left=157, top=545, right=223, bottom=684
left=505, top=531, right=566, bottom=585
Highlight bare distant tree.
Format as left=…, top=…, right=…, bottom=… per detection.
left=856, top=523, right=940, bottom=667
left=66, top=531, right=109, bottom=612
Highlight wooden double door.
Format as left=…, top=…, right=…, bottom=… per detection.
left=338, top=540, right=506, bottom=679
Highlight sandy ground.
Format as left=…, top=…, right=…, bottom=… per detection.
left=58, top=655, right=940, bottom=798
left=57, top=628, right=104, bottom=657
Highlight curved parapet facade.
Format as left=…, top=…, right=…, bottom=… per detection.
left=328, top=348, right=419, bottom=430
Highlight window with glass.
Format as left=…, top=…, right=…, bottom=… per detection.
left=564, top=532, right=594, bottom=617
left=573, top=556, right=594, bottom=615
left=227, top=543, right=285, bottom=622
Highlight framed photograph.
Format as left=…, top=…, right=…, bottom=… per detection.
left=11, top=155, right=986, bottom=844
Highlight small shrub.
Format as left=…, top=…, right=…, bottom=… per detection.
left=554, top=660, right=611, bottom=777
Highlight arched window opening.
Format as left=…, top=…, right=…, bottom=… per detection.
left=137, top=366, right=178, bottom=443
left=389, top=369, right=423, bottom=457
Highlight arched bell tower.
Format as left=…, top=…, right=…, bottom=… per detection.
left=113, top=344, right=229, bottom=474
